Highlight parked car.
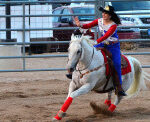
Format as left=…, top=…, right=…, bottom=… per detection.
left=52, top=5, right=95, bottom=51
left=71, top=0, right=150, bottom=39
left=110, top=1, right=150, bottom=39
left=52, top=4, right=141, bottom=51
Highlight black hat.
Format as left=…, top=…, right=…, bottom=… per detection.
left=99, top=5, right=115, bottom=15
left=99, top=5, right=121, bottom=25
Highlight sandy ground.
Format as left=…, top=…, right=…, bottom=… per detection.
left=0, top=47, right=150, bottom=122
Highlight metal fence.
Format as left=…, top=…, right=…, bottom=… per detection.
left=0, top=0, right=149, bottom=72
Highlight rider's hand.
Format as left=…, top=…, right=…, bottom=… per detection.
left=74, top=16, right=81, bottom=27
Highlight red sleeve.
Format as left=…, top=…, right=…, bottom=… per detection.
left=82, top=19, right=98, bottom=29
left=96, top=24, right=117, bottom=43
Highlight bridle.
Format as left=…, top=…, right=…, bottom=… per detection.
left=67, top=37, right=95, bottom=73
left=76, top=45, right=106, bottom=79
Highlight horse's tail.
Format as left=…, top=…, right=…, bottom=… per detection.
left=126, top=56, right=147, bottom=98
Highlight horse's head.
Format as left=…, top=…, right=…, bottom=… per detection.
left=73, top=29, right=82, bottom=36
left=67, top=29, right=95, bottom=74
left=67, top=29, right=83, bottom=73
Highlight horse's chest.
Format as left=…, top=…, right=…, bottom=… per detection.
left=73, top=71, right=90, bottom=85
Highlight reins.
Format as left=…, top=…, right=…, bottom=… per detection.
left=79, top=63, right=105, bottom=78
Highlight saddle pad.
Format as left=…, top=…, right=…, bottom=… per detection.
left=121, top=55, right=131, bottom=75
left=101, top=51, right=131, bottom=76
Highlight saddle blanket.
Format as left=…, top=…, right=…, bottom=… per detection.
left=101, top=51, right=131, bottom=76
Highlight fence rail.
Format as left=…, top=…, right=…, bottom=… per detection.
left=0, top=39, right=150, bottom=45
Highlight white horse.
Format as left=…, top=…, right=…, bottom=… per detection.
left=53, top=32, right=150, bottom=121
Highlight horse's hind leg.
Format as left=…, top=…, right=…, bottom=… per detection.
left=114, top=96, right=123, bottom=106
left=104, top=91, right=112, bottom=106
left=108, top=95, right=123, bottom=112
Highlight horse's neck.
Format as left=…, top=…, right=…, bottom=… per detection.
left=79, top=39, right=104, bottom=68
left=80, top=39, right=93, bottom=64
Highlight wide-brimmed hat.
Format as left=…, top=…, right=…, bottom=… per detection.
left=99, top=5, right=115, bottom=15
left=99, top=5, right=121, bottom=25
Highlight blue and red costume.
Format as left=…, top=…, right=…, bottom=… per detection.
left=81, top=18, right=122, bottom=85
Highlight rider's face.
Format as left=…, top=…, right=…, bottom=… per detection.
left=102, top=12, right=111, bottom=20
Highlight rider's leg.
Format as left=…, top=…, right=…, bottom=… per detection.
left=113, top=62, right=126, bottom=96
left=107, top=43, right=126, bottom=96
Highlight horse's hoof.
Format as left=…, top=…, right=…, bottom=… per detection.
left=52, top=117, right=58, bottom=122
left=61, top=112, right=66, bottom=118
left=52, top=110, right=66, bottom=121
left=58, top=110, right=66, bottom=118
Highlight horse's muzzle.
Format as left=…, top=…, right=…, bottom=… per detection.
left=66, top=68, right=74, bottom=79
left=66, top=74, right=72, bottom=79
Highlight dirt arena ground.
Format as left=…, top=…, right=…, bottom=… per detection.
left=0, top=47, right=150, bottom=122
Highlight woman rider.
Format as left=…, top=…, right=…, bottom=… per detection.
left=74, top=5, right=126, bottom=96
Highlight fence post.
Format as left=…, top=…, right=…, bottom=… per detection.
left=22, top=3, right=26, bottom=71
left=95, top=0, right=104, bottom=39
left=6, top=0, right=11, bottom=42
left=95, top=0, right=103, bottom=19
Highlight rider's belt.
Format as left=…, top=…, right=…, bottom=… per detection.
left=104, top=41, right=118, bottom=45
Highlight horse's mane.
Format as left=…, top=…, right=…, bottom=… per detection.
left=70, top=34, right=95, bottom=47
left=82, top=35, right=95, bottom=47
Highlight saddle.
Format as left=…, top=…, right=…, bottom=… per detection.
left=99, top=47, right=131, bottom=76
left=95, top=47, right=131, bottom=93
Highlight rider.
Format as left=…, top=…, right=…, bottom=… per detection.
left=74, top=5, right=126, bottom=96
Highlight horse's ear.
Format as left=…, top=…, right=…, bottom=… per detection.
left=71, top=34, right=75, bottom=41
left=80, top=34, right=84, bottom=42
left=74, top=29, right=82, bottom=36
left=81, top=34, right=84, bottom=38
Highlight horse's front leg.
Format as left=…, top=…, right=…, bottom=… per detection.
left=67, top=80, right=77, bottom=99
left=53, top=82, right=95, bottom=121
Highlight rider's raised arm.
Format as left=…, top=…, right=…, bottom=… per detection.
left=81, top=19, right=99, bottom=29
left=96, top=24, right=117, bottom=43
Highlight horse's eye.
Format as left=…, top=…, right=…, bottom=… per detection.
left=77, top=50, right=80, bottom=54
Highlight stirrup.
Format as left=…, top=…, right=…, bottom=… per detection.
left=118, top=91, right=127, bottom=96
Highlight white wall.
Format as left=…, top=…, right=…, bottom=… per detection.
left=0, top=45, right=23, bottom=70
left=0, top=4, right=53, bottom=42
